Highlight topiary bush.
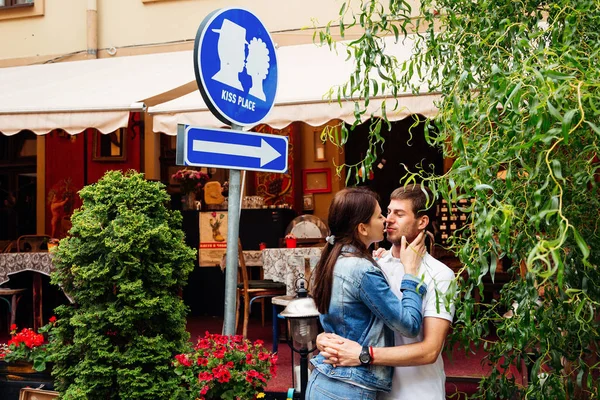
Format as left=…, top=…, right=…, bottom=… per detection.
left=49, top=170, right=196, bottom=399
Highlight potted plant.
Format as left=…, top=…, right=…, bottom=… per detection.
left=0, top=318, right=57, bottom=399
left=171, top=168, right=210, bottom=210
left=0, top=318, right=56, bottom=372
left=173, top=332, right=277, bottom=400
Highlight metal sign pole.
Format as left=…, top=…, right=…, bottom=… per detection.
left=191, top=8, right=280, bottom=336
left=222, top=124, right=242, bottom=336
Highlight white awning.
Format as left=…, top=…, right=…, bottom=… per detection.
left=149, top=35, right=440, bottom=134
left=0, top=51, right=197, bottom=136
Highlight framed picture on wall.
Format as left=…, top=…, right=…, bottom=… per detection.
left=302, top=193, right=314, bottom=211
left=313, top=128, right=327, bottom=162
left=302, top=168, right=331, bottom=194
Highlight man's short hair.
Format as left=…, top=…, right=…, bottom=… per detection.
left=390, top=184, right=435, bottom=219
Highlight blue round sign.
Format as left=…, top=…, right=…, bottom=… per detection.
left=194, top=8, right=278, bottom=127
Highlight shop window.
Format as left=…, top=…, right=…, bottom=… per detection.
left=0, top=130, right=37, bottom=240
left=0, top=130, right=37, bottom=164
left=92, top=129, right=127, bottom=162
left=0, top=0, right=42, bottom=21
left=0, top=0, right=34, bottom=9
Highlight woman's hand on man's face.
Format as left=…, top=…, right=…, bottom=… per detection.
left=400, top=231, right=426, bottom=275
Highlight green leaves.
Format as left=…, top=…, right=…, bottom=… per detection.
left=50, top=171, right=196, bottom=399
left=322, top=0, right=600, bottom=397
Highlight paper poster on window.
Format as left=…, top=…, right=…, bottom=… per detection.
left=199, top=211, right=228, bottom=266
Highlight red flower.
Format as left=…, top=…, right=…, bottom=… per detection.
left=1, top=322, right=55, bottom=372
left=212, top=365, right=231, bottom=383
left=49, top=316, right=57, bottom=324
left=231, top=335, right=243, bottom=343
left=213, top=348, right=225, bottom=359
left=216, top=335, right=229, bottom=345
left=198, top=372, right=213, bottom=381
left=174, top=331, right=275, bottom=399
left=175, top=354, right=192, bottom=367
left=197, top=357, right=208, bottom=366
left=236, top=342, right=249, bottom=352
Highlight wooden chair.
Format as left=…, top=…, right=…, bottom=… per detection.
left=235, top=240, right=286, bottom=338
left=15, top=235, right=51, bottom=330
left=16, top=235, right=51, bottom=252
left=1, top=240, right=18, bottom=253
left=0, top=288, right=26, bottom=333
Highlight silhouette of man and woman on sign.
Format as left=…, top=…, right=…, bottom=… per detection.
left=211, top=18, right=270, bottom=102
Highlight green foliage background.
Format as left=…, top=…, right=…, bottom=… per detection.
left=49, top=171, right=196, bottom=399
left=320, top=0, right=599, bottom=398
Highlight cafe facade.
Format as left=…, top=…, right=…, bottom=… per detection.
left=0, top=0, right=459, bottom=323
left=0, top=0, right=440, bottom=242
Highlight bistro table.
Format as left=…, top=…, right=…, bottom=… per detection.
left=262, top=247, right=323, bottom=352
left=0, top=252, right=54, bottom=284
left=262, top=247, right=323, bottom=296
left=0, top=252, right=55, bottom=330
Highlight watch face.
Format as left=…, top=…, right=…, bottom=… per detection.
left=359, top=348, right=371, bottom=364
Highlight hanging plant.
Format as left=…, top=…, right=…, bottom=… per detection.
left=319, top=1, right=599, bottom=398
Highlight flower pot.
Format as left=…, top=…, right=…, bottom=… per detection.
left=182, top=192, right=196, bottom=211
left=286, top=238, right=297, bottom=248
left=6, top=361, right=36, bottom=374
left=0, top=361, right=54, bottom=400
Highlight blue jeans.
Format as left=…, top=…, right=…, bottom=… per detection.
left=306, top=369, right=378, bottom=400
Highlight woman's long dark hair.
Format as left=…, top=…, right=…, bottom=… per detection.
left=312, top=187, right=379, bottom=314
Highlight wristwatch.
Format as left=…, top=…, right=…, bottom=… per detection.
left=359, top=345, right=372, bottom=366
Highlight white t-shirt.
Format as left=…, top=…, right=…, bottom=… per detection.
left=378, top=252, right=456, bottom=400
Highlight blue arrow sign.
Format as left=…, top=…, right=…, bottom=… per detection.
left=181, top=125, right=288, bottom=173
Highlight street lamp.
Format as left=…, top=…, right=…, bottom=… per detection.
left=280, top=280, right=320, bottom=400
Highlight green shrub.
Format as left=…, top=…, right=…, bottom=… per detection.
left=49, top=170, right=196, bottom=399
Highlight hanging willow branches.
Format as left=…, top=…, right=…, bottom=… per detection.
left=319, top=0, right=600, bottom=398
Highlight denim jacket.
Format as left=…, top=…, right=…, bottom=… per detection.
left=311, top=247, right=427, bottom=392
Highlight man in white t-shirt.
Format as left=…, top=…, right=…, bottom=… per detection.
left=317, top=184, right=456, bottom=400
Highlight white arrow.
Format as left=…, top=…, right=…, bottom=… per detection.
left=193, top=138, right=281, bottom=167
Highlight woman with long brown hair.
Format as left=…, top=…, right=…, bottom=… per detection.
left=307, top=187, right=427, bottom=399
